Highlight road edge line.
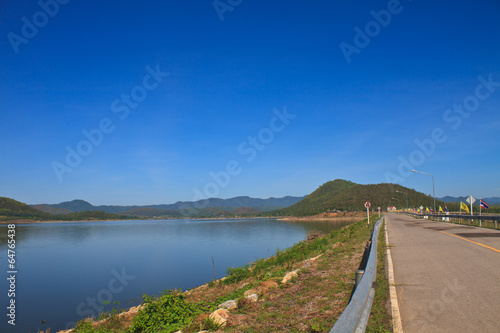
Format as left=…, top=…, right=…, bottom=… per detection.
left=385, top=218, right=404, bottom=333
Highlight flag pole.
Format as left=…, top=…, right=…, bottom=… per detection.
left=479, top=198, right=482, bottom=216
left=459, top=203, right=461, bottom=224
left=470, top=196, right=473, bottom=216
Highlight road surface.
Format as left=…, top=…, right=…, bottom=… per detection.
left=385, top=213, right=500, bottom=333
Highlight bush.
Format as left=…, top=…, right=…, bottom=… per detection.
left=129, top=290, right=200, bottom=333
left=222, top=265, right=251, bottom=284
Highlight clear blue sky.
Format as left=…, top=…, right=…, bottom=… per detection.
left=1, top=0, right=499, bottom=205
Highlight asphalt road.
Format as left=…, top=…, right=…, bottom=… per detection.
left=385, top=213, right=500, bottom=333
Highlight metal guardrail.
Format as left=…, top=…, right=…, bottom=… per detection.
left=407, top=212, right=500, bottom=221
left=330, top=216, right=383, bottom=333
left=405, top=212, right=499, bottom=229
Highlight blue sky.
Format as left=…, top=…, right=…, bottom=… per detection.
left=1, top=0, right=499, bottom=205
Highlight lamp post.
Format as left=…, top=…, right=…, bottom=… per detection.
left=391, top=197, right=400, bottom=211
left=396, top=190, right=408, bottom=210
left=411, top=169, right=435, bottom=214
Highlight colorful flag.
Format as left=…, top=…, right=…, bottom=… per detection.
left=460, top=201, right=470, bottom=213
left=480, top=199, right=489, bottom=209
left=426, top=207, right=430, bottom=212
left=445, top=205, right=448, bottom=213
left=438, top=206, right=443, bottom=212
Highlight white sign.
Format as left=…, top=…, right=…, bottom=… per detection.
left=466, top=196, right=476, bottom=204
left=364, top=201, right=371, bottom=209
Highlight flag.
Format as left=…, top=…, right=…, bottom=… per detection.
left=460, top=201, right=470, bottom=213
left=480, top=199, right=489, bottom=209
left=445, top=205, right=448, bottom=213
left=426, top=207, right=430, bottom=212
left=439, top=206, right=443, bottom=212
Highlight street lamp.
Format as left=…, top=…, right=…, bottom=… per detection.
left=411, top=169, right=435, bottom=214
left=396, top=190, right=408, bottom=210
left=391, top=197, right=400, bottom=211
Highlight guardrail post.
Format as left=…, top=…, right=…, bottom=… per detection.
left=355, top=269, right=364, bottom=289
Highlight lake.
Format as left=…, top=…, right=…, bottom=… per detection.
left=0, top=218, right=353, bottom=332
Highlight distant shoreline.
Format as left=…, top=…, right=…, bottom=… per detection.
left=0, top=216, right=268, bottom=224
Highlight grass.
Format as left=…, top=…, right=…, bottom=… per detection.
left=366, top=218, right=393, bottom=332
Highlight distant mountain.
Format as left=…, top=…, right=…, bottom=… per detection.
left=438, top=196, right=500, bottom=205
left=232, top=207, right=261, bottom=215
left=484, top=197, right=500, bottom=205
left=30, top=204, right=72, bottom=215
left=43, top=196, right=305, bottom=214
left=438, top=196, right=468, bottom=203
left=51, top=199, right=96, bottom=212
left=273, top=179, right=445, bottom=216
left=1, top=198, right=130, bottom=221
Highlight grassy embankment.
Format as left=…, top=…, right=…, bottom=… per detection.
left=366, top=218, right=392, bottom=332
left=59, top=216, right=392, bottom=333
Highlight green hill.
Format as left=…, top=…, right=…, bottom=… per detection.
left=50, top=199, right=96, bottom=212
left=272, top=180, right=445, bottom=216
left=0, top=197, right=51, bottom=220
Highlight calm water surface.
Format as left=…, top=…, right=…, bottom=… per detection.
left=0, top=218, right=353, bottom=332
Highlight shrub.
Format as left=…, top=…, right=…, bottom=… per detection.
left=129, top=290, right=200, bottom=333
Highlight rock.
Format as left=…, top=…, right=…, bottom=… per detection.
left=245, top=293, right=258, bottom=302
left=243, top=280, right=278, bottom=297
left=209, top=308, right=229, bottom=327
left=218, top=300, right=237, bottom=310
left=244, top=288, right=258, bottom=297
left=281, top=269, right=299, bottom=283
left=307, top=232, right=322, bottom=241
